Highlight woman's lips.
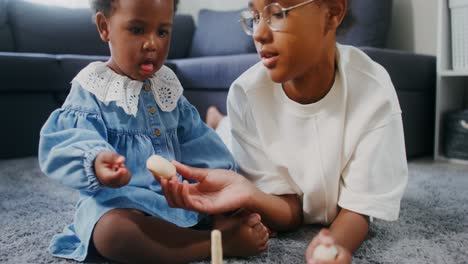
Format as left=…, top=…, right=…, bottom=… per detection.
left=262, top=55, right=279, bottom=69
left=260, top=50, right=279, bottom=69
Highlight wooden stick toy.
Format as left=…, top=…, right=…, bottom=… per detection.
left=211, top=229, right=223, bottom=264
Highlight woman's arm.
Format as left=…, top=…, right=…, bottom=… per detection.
left=246, top=190, right=303, bottom=232
left=329, top=208, right=369, bottom=253
left=304, top=208, right=368, bottom=263
left=161, top=161, right=302, bottom=231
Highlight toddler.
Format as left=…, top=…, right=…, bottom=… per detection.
left=39, top=0, right=268, bottom=263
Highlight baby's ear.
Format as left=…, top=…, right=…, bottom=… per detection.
left=95, top=12, right=110, bottom=42
left=325, top=0, right=347, bottom=33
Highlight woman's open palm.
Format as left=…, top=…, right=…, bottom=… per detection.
left=161, top=161, right=255, bottom=214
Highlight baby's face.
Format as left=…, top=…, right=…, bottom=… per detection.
left=105, top=0, right=174, bottom=81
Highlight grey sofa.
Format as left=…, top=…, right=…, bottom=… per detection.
left=0, top=0, right=435, bottom=159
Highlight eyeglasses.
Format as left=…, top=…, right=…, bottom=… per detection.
left=239, top=0, right=317, bottom=36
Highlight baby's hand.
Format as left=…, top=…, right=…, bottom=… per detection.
left=94, top=151, right=131, bottom=188
left=305, top=229, right=352, bottom=264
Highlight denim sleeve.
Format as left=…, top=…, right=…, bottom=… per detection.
left=38, top=90, right=114, bottom=194
left=176, top=96, right=236, bottom=172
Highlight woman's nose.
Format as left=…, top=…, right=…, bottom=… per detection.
left=143, top=35, right=156, bottom=52
left=253, top=19, right=272, bottom=44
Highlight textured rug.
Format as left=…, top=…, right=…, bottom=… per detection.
left=1, top=157, right=467, bottom=264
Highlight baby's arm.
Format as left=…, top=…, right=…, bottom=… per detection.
left=176, top=96, right=236, bottom=171
left=39, top=103, right=123, bottom=193
left=39, top=86, right=127, bottom=193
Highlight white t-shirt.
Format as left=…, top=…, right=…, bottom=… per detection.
left=226, top=44, right=408, bottom=224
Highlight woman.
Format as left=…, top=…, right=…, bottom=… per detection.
left=162, top=0, right=408, bottom=263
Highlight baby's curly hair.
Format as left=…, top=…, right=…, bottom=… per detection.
left=89, top=0, right=179, bottom=17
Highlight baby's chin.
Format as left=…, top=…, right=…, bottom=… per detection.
left=126, top=71, right=153, bottom=81
left=134, top=75, right=152, bottom=81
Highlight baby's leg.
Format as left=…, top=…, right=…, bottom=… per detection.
left=213, top=212, right=269, bottom=257
left=93, top=208, right=211, bottom=264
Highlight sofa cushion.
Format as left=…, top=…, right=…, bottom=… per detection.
left=0, top=93, right=62, bottom=158
left=58, top=54, right=110, bottom=86
left=0, top=0, right=14, bottom=51
left=0, top=52, right=65, bottom=92
left=189, top=9, right=256, bottom=57
left=168, top=15, right=195, bottom=59
left=168, top=53, right=259, bottom=89
left=337, top=0, right=393, bottom=48
left=8, top=0, right=109, bottom=56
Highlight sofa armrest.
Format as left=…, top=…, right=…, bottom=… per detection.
left=361, top=47, right=436, bottom=93
left=361, top=47, right=436, bottom=158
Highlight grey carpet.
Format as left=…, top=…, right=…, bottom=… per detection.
left=1, top=157, right=467, bottom=264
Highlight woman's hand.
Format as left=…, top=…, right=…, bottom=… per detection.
left=160, top=160, right=256, bottom=214
left=305, top=229, right=352, bottom=264
left=94, top=151, right=131, bottom=188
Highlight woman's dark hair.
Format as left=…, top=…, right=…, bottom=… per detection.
left=337, top=5, right=355, bottom=34
left=89, top=0, right=179, bottom=16
left=318, top=0, right=355, bottom=34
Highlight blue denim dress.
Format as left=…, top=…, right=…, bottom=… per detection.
left=38, top=62, right=236, bottom=261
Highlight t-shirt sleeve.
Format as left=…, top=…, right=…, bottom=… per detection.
left=227, top=84, right=298, bottom=195
left=338, top=113, right=408, bottom=221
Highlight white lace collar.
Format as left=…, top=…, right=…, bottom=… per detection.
left=72, top=61, right=183, bottom=116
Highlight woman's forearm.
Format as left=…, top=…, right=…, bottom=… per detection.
left=245, top=189, right=303, bottom=232
left=329, top=208, right=369, bottom=253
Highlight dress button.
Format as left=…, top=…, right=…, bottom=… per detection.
left=154, top=129, right=161, bottom=137
left=149, top=107, right=156, bottom=114
left=144, top=84, right=151, bottom=91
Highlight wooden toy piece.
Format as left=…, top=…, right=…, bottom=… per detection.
left=146, top=155, right=176, bottom=180
left=211, top=229, right=223, bottom=264
left=313, top=244, right=338, bottom=261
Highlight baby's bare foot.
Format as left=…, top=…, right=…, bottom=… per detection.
left=206, top=106, right=224, bottom=129
left=221, top=213, right=269, bottom=257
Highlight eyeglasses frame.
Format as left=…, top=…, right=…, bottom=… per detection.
left=240, top=0, right=317, bottom=35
